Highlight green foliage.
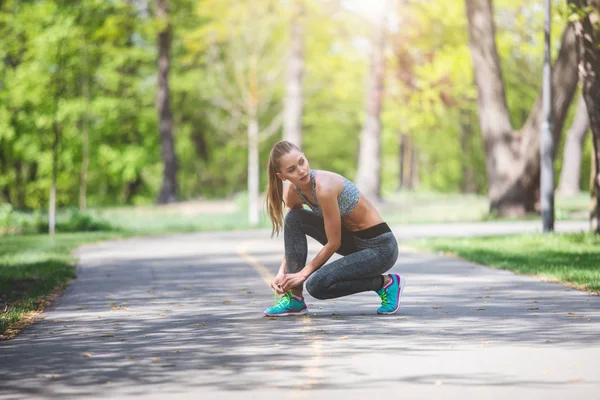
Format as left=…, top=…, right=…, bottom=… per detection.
left=301, top=4, right=367, bottom=181
left=387, top=1, right=485, bottom=193
left=35, top=208, right=117, bottom=233
left=0, top=204, right=118, bottom=235
left=0, top=0, right=586, bottom=212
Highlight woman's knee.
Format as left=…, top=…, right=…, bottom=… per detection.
left=305, top=275, right=329, bottom=300
left=284, top=208, right=305, bottom=227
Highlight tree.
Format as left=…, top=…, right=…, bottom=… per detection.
left=283, top=0, right=305, bottom=149
left=79, top=1, right=93, bottom=211
left=50, top=40, right=65, bottom=236
left=568, top=0, right=600, bottom=232
left=195, top=0, right=284, bottom=225
left=156, top=0, right=178, bottom=204
left=356, top=2, right=388, bottom=201
left=557, top=94, right=590, bottom=196
left=388, top=0, right=486, bottom=195
left=465, top=0, right=579, bottom=216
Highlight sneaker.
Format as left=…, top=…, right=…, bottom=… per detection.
left=264, top=292, right=308, bottom=317
left=376, top=274, right=405, bottom=315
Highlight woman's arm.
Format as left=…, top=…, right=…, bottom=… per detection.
left=279, top=182, right=304, bottom=273
left=272, top=182, right=304, bottom=293
left=279, top=175, right=342, bottom=291
left=299, top=184, right=341, bottom=278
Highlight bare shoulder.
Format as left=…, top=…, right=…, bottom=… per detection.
left=314, top=170, right=344, bottom=198
left=283, top=181, right=303, bottom=209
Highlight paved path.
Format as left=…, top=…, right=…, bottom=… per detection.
left=1, top=221, right=599, bottom=399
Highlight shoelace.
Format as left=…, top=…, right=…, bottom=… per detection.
left=273, top=284, right=281, bottom=306
left=273, top=291, right=292, bottom=307
left=379, top=291, right=389, bottom=306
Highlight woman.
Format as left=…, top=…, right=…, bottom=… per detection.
left=264, top=140, right=405, bottom=317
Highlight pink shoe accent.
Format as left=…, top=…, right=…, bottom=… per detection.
left=383, top=274, right=395, bottom=290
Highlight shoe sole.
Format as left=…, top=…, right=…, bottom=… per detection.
left=377, top=274, right=405, bottom=315
left=263, top=308, right=308, bottom=317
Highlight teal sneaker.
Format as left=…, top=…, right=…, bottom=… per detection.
left=264, top=292, right=308, bottom=317
left=376, top=274, right=405, bottom=315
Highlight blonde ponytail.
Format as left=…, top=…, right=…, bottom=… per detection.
left=265, top=140, right=300, bottom=237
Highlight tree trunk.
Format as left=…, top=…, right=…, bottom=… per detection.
left=557, top=94, right=590, bottom=196
left=465, top=0, right=517, bottom=213
left=283, top=0, right=304, bottom=148
left=15, top=160, right=24, bottom=208
left=410, top=146, right=419, bottom=189
left=80, top=45, right=90, bottom=211
left=459, top=110, right=477, bottom=193
left=398, top=133, right=407, bottom=190
left=517, top=24, right=579, bottom=211
left=465, top=0, right=579, bottom=216
left=592, top=154, right=599, bottom=231
left=356, top=3, right=387, bottom=201
left=0, top=142, right=9, bottom=203
left=124, top=174, right=143, bottom=204
left=49, top=40, right=64, bottom=236
left=569, top=0, right=600, bottom=232
left=248, top=107, right=260, bottom=226
left=50, top=110, right=59, bottom=236
left=156, top=0, right=178, bottom=204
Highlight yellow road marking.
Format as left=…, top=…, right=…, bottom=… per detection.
left=236, top=239, right=322, bottom=389
left=235, top=241, right=274, bottom=285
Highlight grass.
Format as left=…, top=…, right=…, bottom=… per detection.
left=100, top=205, right=272, bottom=234
left=408, top=232, right=600, bottom=294
left=0, top=232, right=129, bottom=338
left=380, top=191, right=590, bottom=224
left=2, top=191, right=591, bottom=236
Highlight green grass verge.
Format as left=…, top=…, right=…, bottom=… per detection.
left=0, top=232, right=129, bottom=337
left=380, top=191, right=590, bottom=224
left=408, top=233, right=600, bottom=294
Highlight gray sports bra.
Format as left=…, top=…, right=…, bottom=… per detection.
left=295, top=170, right=360, bottom=217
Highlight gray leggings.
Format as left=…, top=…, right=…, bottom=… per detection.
left=284, top=208, right=399, bottom=300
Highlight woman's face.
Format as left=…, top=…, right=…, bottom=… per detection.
left=276, top=149, right=311, bottom=186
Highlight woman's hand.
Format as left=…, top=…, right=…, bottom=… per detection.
left=279, top=272, right=308, bottom=292
left=270, top=272, right=286, bottom=294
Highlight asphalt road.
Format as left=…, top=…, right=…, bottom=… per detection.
left=1, top=221, right=598, bottom=399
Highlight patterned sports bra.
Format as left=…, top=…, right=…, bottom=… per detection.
left=295, top=170, right=360, bottom=217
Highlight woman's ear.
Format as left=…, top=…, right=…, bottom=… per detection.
left=276, top=172, right=284, bottom=181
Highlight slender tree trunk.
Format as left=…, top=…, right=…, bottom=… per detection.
left=356, top=2, right=387, bottom=201
left=0, top=140, right=8, bottom=202
left=410, top=146, right=419, bottom=189
left=465, top=0, right=579, bottom=216
left=156, top=0, right=178, bottom=204
left=14, top=160, right=24, bottom=208
left=124, top=174, right=143, bottom=204
left=283, top=0, right=304, bottom=148
left=248, top=106, right=260, bottom=226
left=569, top=0, right=600, bottom=232
left=557, top=94, right=590, bottom=195
left=398, top=133, right=407, bottom=190
left=398, top=134, right=417, bottom=190
left=50, top=109, right=59, bottom=236
left=49, top=40, right=64, bottom=236
left=459, top=109, right=477, bottom=193
left=80, top=42, right=90, bottom=211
